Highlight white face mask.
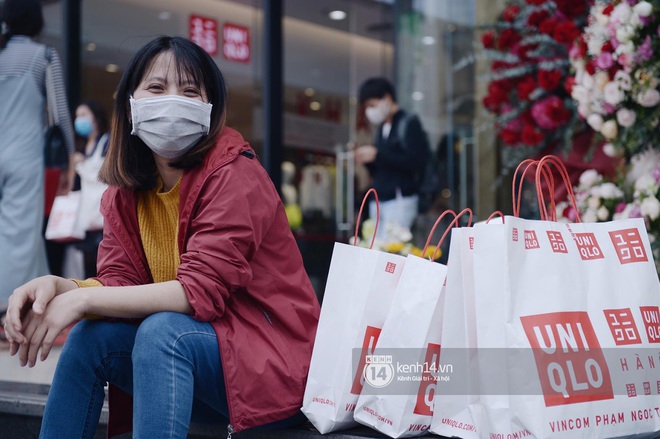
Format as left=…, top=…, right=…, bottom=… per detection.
left=130, top=95, right=213, bottom=159
left=365, top=99, right=391, bottom=125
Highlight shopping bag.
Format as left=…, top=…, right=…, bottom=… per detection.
left=45, top=191, right=85, bottom=242
left=75, top=133, right=108, bottom=232
left=354, top=209, right=471, bottom=438
left=302, top=189, right=407, bottom=433
left=471, top=156, right=660, bottom=438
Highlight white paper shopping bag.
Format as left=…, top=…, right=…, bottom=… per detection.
left=302, top=189, right=407, bottom=433
left=45, top=191, right=85, bottom=242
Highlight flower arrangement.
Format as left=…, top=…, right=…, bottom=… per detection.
left=556, top=148, right=660, bottom=273
left=569, top=0, right=660, bottom=158
left=356, top=219, right=442, bottom=260
left=480, top=0, right=590, bottom=168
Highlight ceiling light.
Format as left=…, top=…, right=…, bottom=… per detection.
left=158, top=11, right=172, bottom=20
left=105, top=64, right=119, bottom=73
left=85, top=42, right=96, bottom=52
left=304, top=87, right=315, bottom=97
left=310, top=101, right=321, bottom=111
left=412, top=91, right=424, bottom=101
left=328, top=10, right=347, bottom=21
left=421, top=36, right=435, bottom=45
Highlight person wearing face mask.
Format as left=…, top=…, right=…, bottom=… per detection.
left=4, top=36, right=320, bottom=438
left=355, top=77, right=430, bottom=241
left=71, top=100, right=109, bottom=278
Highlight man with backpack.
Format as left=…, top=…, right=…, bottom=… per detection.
left=355, top=77, right=431, bottom=240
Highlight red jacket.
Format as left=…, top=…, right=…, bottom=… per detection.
left=96, top=128, right=320, bottom=435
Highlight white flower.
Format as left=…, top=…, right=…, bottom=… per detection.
left=599, top=182, right=624, bottom=199
left=635, top=174, right=657, bottom=192
left=627, top=149, right=660, bottom=184
left=641, top=197, right=660, bottom=221
left=597, top=206, right=610, bottom=221
left=587, top=113, right=604, bottom=131
left=613, top=204, right=633, bottom=221
left=579, top=169, right=603, bottom=188
left=600, top=120, right=619, bottom=139
left=616, top=108, right=636, bottom=128
left=611, top=3, right=632, bottom=24
left=603, top=82, right=624, bottom=105
left=583, top=209, right=598, bottom=223
left=603, top=143, right=624, bottom=158
left=614, top=70, right=632, bottom=91
left=587, top=195, right=602, bottom=209
left=571, top=85, right=589, bottom=105
left=615, top=41, right=635, bottom=57
left=636, top=89, right=660, bottom=108
left=616, top=26, right=635, bottom=43
left=633, top=1, right=653, bottom=17
left=595, top=72, right=610, bottom=91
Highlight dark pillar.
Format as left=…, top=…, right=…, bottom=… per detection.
left=62, top=0, right=81, bottom=112
left=263, top=0, right=283, bottom=193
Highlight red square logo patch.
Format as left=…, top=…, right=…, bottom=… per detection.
left=603, top=308, right=642, bottom=345
left=524, top=230, right=540, bottom=249
left=640, top=306, right=660, bottom=343
left=520, top=311, right=613, bottom=406
left=512, top=228, right=518, bottom=242
left=609, top=228, right=648, bottom=264
left=573, top=233, right=604, bottom=260
left=385, top=262, right=396, bottom=274
left=469, top=237, right=474, bottom=250
left=546, top=231, right=568, bottom=254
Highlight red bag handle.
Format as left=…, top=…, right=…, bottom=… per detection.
left=421, top=210, right=457, bottom=260
left=512, top=159, right=555, bottom=219
left=432, top=208, right=473, bottom=261
left=354, top=188, right=379, bottom=248
left=486, top=210, right=505, bottom=224
left=536, top=155, right=581, bottom=223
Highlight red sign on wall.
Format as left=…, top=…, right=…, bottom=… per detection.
left=222, top=22, right=250, bottom=63
left=190, top=15, right=218, bottom=56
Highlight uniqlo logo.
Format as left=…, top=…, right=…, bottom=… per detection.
left=603, top=308, right=641, bottom=345
left=609, top=228, right=648, bottom=264
left=512, top=228, right=519, bottom=242
left=469, top=237, right=474, bottom=250
left=351, top=326, right=382, bottom=394
left=643, top=382, right=651, bottom=395
left=520, top=312, right=613, bottom=406
left=573, top=233, right=604, bottom=260
left=640, top=306, right=660, bottom=343
left=385, top=262, right=396, bottom=274
left=414, top=343, right=441, bottom=416
left=627, top=383, right=637, bottom=397
left=547, top=231, right=568, bottom=254
left=524, top=230, right=540, bottom=249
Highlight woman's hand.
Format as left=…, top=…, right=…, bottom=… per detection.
left=5, top=276, right=77, bottom=346
left=13, top=291, right=86, bottom=366
left=354, top=145, right=377, bottom=164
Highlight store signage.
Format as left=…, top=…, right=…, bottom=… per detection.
left=189, top=14, right=218, bottom=56
left=222, top=23, right=250, bottom=63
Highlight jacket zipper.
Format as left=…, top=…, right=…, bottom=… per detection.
left=227, top=423, right=235, bottom=439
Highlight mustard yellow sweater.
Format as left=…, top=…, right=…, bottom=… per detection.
left=75, top=178, right=181, bottom=288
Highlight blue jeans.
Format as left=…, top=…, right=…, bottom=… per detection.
left=40, top=312, right=303, bottom=438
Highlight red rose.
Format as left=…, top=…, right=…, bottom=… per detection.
left=526, top=0, right=547, bottom=5
left=491, top=60, right=513, bottom=71
left=538, top=70, right=563, bottom=91
left=527, top=10, right=550, bottom=27
left=483, top=95, right=500, bottom=112
left=521, top=124, right=544, bottom=146
left=517, top=76, right=537, bottom=100
left=601, top=41, right=613, bottom=54
left=585, top=60, right=596, bottom=75
left=602, top=4, right=614, bottom=15
left=539, top=18, right=558, bottom=35
left=481, top=30, right=496, bottom=49
left=488, top=82, right=510, bottom=104
left=503, top=5, right=520, bottom=22
left=564, top=76, right=576, bottom=94
left=498, top=28, right=521, bottom=50
left=553, top=21, right=580, bottom=45
left=554, top=0, right=588, bottom=20
left=498, top=129, right=521, bottom=145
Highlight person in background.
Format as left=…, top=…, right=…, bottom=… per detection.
left=72, top=99, right=109, bottom=278
left=355, top=77, right=429, bottom=241
left=0, top=0, right=75, bottom=347
left=4, top=35, right=320, bottom=438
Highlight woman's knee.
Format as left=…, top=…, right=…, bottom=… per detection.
left=133, top=312, right=187, bottom=361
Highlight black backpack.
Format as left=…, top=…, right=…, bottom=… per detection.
left=397, top=114, right=441, bottom=214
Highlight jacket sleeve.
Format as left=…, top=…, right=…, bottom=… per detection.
left=374, top=115, right=429, bottom=173
left=176, top=157, right=279, bottom=322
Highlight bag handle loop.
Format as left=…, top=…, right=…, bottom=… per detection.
left=536, top=155, right=581, bottom=223
left=512, top=159, right=555, bottom=219
left=486, top=210, right=505, bottom=224
left=431, top=208, right=473, bottom=261
left=354, top=188, right=379, bottom=248
left=421, top=210, right=457, bottom=260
